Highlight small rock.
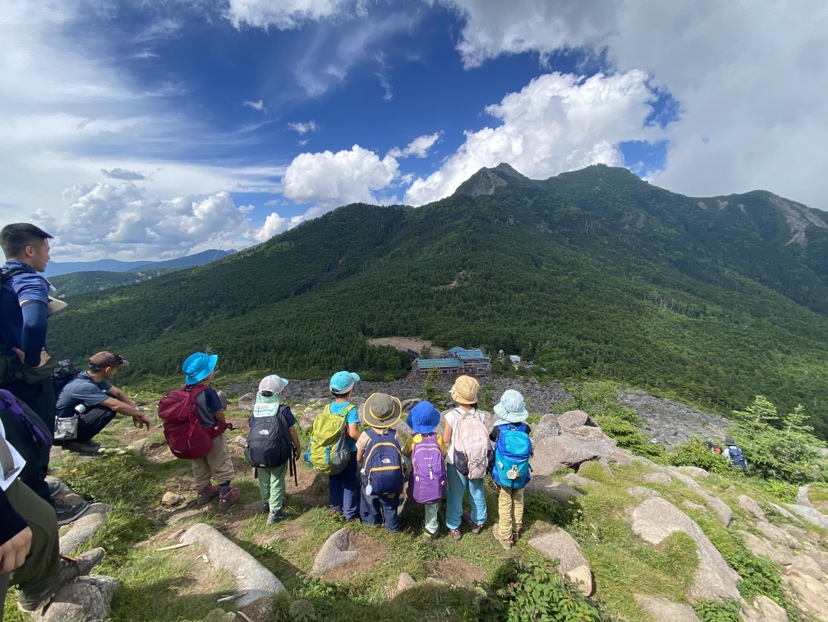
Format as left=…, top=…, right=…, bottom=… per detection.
left=628, top=486, right=660, bottom=499
left=311, top=528, right=358, bottom=575
left=737, top=495, right=767, bottom=522
left=562, top=473, right=595, bottom=487
left=677, top=466, right=709, bottom=479
left=59, top=504, right=111, bottom=555
left=752, top=595, right=789, bottom=622
left=203, top=610, right=237, bottom=622
left=528, top=529, right=593, bottom=596
left=237, top=393, right=256, bottom=411
left=634, top=594, right=701, bottom=622
left=524, top=478, right=581, bottom=504
left=392, top=572, right=416, bottom=598
left=161, top=492, right=185, bottom=506
left=791, top=554, right=823, bottom=580
left=33, top=575, right=119, bottom=622
left=564, top=565, right=594, bottom=597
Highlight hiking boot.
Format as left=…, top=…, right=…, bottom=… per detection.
left=55, top=499, right=90, bottom=526
left=17, top=548, right=105, bottom=612
left=260, top=502, right=270, bottom=514
left=450, top=527, right=463, bottom=541
left=196, top=484, right=219, bottom=506
left=61, top=441, right=101, bottom=456
left=493, top=528, right=512, bottom=550
left=462, top=511, right=483, bottom=535
left=267, top=509, right=287, bottom=525
left=218, top=488, right=240, bottom=510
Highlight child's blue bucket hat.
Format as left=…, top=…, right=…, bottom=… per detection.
left=406, top=401, right=441, bottom=435
left=183, top=352, right=218, bottom=385
left=493, top=389, right=529, bottom=423
left=330, top=370, right=360, bottom=395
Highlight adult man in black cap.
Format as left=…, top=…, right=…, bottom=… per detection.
left=55, top=352, right=151, bottom=454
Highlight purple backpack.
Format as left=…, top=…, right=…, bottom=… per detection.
left=409, top=433, right=447, bottom=504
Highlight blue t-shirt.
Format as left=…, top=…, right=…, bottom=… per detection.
left=0, top=261, right=49, bottom=360
left=56, top=372, right=113, bottom=418
left=330, top=401, right=359, bottom=452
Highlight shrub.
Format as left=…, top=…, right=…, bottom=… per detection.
left=668, top=439, right=731, bottom=474
left=481, top=559, right=604, bottom=622
left=692, top=598, right=742, bottom=622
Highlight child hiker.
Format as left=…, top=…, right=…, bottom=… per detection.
left=443, top=375, right=491, bottom=540
left=325, top=371, right=361, bottom=520
left=181, top=352, right=239, bottom=509
left=246, top=374, right=300, bottom=525
left=403, top=400, right=447, bottom=542
left=489, top=389, right=533, bottom=550
left=357, top=393, right=404, bottom=531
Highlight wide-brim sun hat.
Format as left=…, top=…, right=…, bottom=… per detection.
left=183, top=352, right=218, bottom=385
left=259, top=374, right=288, bottom=395
left=330, top=370, right=360, bottom=395
left=450, top=375, right=479, bottom=405
left=406, top=401, right=441, bottom=435
left=494, top=389, right=529, bottom=423
left=361, top=393, right=403, bottom=429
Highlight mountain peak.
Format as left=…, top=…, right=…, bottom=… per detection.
left=454, top=162, right=531, bottom=197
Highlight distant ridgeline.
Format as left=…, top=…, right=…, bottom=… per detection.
left=48, top=164, right=828, bottom=438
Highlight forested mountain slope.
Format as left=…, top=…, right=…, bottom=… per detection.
left=48, top=164, right=828, bottom=436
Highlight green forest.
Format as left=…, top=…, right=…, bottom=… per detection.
left=48, top=164, right=828, bottom=437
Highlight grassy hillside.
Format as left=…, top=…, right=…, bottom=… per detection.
left=48, top=165, right=828, bottom=436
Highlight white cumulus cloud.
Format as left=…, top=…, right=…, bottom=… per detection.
left=388, top=132, right=442, bottom=159
left=282, top=145, right=399, bottom=208
left=225, top=0, right=364, bottom=30
left=405, top=71, right=658, bottom=205
left=33, top=182, right=288, bottom=260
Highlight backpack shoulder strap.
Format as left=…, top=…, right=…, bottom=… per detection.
left=0, top=267, right=26, bottom=283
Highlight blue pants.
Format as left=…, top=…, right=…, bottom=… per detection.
left=328, top=453, right=359, bottom=520
left=360, top=490, right=400, bottom=531
left=446, top=464, right=487, bottom=530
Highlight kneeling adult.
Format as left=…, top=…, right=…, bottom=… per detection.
left=55, top=352, right=151, bottom=454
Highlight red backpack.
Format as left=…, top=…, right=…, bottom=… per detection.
left=158, top=385, right=227, bottom=459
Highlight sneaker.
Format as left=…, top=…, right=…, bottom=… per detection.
left=196, top=484, right=220, bottom=506
left=267, top=509, right=287, bottom=525
left=17, top=548, right=105, bottom=612
left=422, top=530, right=436, bottom=543
left=512, top=529, right=521, bottom=543
left=450, top=527, right=463, bottom=541
left=493, top=528, right=512, bottom=550
left=55, top=499, right=90, bottom=526
left=61, top=441, right=101, bottom=456
left=462, top=511, right=483, bottom=535
left=47, top=479, right=63, bottom=498
left=218, top=488, right=240, bottom=510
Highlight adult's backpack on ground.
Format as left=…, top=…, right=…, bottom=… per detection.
left=409, top=433, right=446, bottom=504
left=451, top=408, right=491, bottom=480
left=491, top=423, right=532, bottom=489
left=727, top=445, right=748, bottom=472
left=303, top=404, right=353, bottom=475
left=361, top=429, right=403, bottom=497
left=246, top=405, right=293, bottom=469
left=158, top=385, right=227, bottom=460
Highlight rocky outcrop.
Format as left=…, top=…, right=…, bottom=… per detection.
left=33, top=575, right=119, bottom=622
left=633, top=595, right=700, bottom=622
left=631, top=497, right=741, bottom=601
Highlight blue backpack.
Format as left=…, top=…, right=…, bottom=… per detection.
left=727, top=445, right=747, bottom=472
left=491, top=423, right=532, bottom=489
left=361, top=429, right=403, bottom=496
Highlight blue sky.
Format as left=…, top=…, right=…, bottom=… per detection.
left=1, top=1, right=826, bottom=260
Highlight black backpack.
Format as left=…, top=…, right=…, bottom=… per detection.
left=245, top=405, right=293, bottom=468
left=52, top=359, right=80, bottom=393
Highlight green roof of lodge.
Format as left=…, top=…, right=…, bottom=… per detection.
left=415, top=358, right=462, bottom=369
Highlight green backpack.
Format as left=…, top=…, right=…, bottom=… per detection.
left=303, top=404, right=354, bottom=475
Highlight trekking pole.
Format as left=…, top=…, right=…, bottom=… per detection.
left=291, top=453, right=298, bottom=487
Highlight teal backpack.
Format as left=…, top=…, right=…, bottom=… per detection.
left=491, top=423, right=532, bottom=489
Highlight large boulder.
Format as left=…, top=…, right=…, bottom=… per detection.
left=557, top=410, right=594, bottom=430
left=532, top=414, right=562, bottom=441
left=532, top=435, right=615, bottom=475
left=786, top=504, right=828, bottom=529
left=528, top=529, right=594, bottom=596
left=631, top=497, right=741, bottom=601
left=737, top=495, right=767, bottom=522
left=33, top=575, right=119, bottom=622
left=59, top=504, right=111, bottom=555
left=180, top=523, right=284, bottom=611
left=237, top=392, right=256, bottom=411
